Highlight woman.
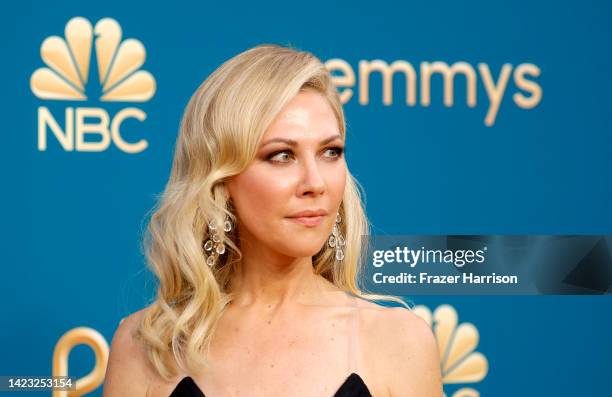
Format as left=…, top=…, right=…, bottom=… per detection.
left=103, top=44, right=442, bottom=397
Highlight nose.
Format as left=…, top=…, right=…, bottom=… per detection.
left=297, top=156, right=325, bottom=197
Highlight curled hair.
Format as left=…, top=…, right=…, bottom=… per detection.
left=134, top=43, right=410, bottom=381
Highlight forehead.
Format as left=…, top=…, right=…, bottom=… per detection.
left=263, top=90, right=340, bottom=139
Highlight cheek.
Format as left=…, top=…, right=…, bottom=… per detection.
left=229, top=162, right=347, bottom=232
left=330, top=163, right=348, bottom=202
left=229, top=167, right=292, bottom=224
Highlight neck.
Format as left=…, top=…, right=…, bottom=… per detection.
left=228, top=236, right=331, bottom=308
left=230, top=257, right=319, bottom=308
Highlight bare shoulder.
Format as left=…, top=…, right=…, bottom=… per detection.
left=356, top=299, right=443, bottom=397
left=102, top=308, right=153, bottom=397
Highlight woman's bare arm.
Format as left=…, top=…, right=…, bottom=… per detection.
left=102, top=312, right=150, bottom=397
left=384, top=307, right=444, bottom=397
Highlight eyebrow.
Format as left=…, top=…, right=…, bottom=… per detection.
left=260, top=134, right=343, bottom=149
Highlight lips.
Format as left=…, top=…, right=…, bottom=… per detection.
left=287, top=209, right=328, bottom=218
left=286, top=208, right=328, bottom=227
left=287, top=215, right=325, bottom=226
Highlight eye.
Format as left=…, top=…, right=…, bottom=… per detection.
left=266, top=150, right=294, bottom=164
left=265, top=146, right=345, bottom=164
left=324, top=146, right=344, bottom=160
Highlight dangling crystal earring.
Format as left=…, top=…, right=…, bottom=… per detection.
left=328, top=212, right=345, bottom=261
left=203, top=215, right=233, bottom=266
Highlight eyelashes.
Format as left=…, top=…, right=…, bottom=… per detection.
left=266, top=146, right=345, bottom=164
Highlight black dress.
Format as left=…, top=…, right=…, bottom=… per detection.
left=169, top=372, right=372, bottom=396
left=169, top=293, right=373, bottom=397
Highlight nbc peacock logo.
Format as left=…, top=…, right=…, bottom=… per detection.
left=412, top=304, right=489, bottom=397
left=30, top=16, right=156, bottom=153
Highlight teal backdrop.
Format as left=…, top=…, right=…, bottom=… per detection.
left=1, top=0, right=611, bottom=395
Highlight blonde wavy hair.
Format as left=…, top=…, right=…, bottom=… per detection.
left=135, top=43, right=410, bottom=382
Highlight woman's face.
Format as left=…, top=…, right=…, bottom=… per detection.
left=226, top=89, right=347, bottom=260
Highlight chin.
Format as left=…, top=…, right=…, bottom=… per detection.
left=278, top=239, right=327, bottom=258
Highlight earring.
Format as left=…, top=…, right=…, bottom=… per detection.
left=203, top=215, right=233, bottom=266
left=328, top=212, right=345, bottom=261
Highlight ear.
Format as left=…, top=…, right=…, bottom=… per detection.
left=223, top=183, right=231, bottom=200
left=222, top=183, right=237, bottom=211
